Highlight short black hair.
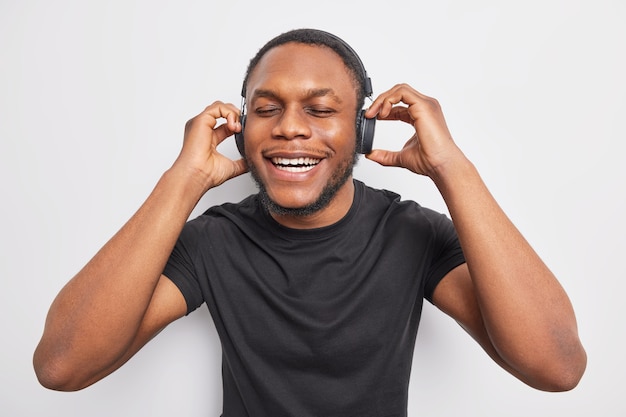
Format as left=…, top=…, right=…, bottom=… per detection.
left=241, top=28, right=371, bottom=111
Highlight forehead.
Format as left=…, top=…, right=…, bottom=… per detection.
left=246, top=43, right=358, bottom=102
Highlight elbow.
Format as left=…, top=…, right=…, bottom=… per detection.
left=536, top=370, right=584, bottom=393
left=526, top=344, right=588, bottom=392
left=546, top=352, right=587, bottom=392
left=535, top=369, right=585, bottom=392
left=33, top=347, right=91, bottom=392
left=34, top=360, right=83, bottom=392
left=34, top=364, right=78, bottom=392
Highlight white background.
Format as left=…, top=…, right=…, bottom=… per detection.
left=2, top=0, right=624, bottom=415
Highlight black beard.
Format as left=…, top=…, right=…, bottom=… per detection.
left=248, top=151, right=359, bottom=218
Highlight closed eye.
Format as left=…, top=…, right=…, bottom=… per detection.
left=255, top=106, right=281, bottom=117
left=306, top=107, right=336, bottom=118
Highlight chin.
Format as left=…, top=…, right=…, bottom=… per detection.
left=247, top=148, right=358, bottom=218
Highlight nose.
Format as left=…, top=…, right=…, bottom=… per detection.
left=271, top=106, right=312, bottom=140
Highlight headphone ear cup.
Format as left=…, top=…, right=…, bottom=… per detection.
left=356, top=109, right=376, bottom=154
left=235, top=114, right=246, bottom=157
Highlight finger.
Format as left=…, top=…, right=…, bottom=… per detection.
left=192, top=101, right=241, bottom=131
left=366, top=84, right=418, bottom=116
left=185, top=102, right=242, bottom=145
left=367, top=83, right=440, bottom=123
left=365, top=149, right=402, bottom=168
left=377, top=106, right=414, bottom=124
left=212, top=123, right=239, bottom=144
left=202, top=101, right=240, bottom=120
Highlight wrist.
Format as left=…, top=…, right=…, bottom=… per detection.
left=161, top=165, right=212, bottom=205
left=429, top=154, right=479, bottom=195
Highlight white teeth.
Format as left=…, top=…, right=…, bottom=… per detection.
left=271, top=157, right=320, bottom=172
left=278, top=165, right=315, bottom=173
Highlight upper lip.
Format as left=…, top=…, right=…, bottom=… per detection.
left=262, top=148, right=329, bottom=161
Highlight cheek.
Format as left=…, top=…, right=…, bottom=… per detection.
left=240, top=124, right=267, bottom=159
left=312, top=121, right=357, bottom=153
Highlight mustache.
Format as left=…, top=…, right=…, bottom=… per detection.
left=260, top=144, right=333, bottom=159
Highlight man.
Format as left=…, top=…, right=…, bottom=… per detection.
left=34, top=29, right=586, bottom=416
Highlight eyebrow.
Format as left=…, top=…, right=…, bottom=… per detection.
left=251, top=88, right=343, bottom=103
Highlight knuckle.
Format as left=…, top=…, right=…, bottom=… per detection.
left=202, top=101, right=224, bottom=114
left=427, top=97, right=441, bottom=110
left=184, top=118, right=195, bottom=132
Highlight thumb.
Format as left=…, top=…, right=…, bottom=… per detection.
left=231, top=158, right=249, bottom=178
left=365, top=149, right=401, bottom=167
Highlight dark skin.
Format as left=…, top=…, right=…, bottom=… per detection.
left=242, top=44, right=360, bottom=228
left=33, top=42, right=586, bottom=392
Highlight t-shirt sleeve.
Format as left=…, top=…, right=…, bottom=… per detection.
left=422, top=211, right=466, bottom=303
left=163, top=221, right=205, bottom=315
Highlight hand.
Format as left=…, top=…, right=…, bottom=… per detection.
left=172, top=101, right=248, bottom=191
left=364, top=84, right=466, bottom=178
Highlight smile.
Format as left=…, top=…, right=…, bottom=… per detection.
left=271, top=157, right=321, bottom=173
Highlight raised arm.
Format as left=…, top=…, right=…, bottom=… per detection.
left=33, top=102, right=247, bottom=391
left=365, top=84, right=586, bottom=391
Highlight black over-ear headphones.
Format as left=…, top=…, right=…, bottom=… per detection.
left=234, top=31, right=375, bottom=156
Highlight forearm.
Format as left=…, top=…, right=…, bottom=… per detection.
left=365, top=83, right=585, bottom=388
left=432, top=157, right=586, bottom=389
left=34, top=167, right=205, bottom=388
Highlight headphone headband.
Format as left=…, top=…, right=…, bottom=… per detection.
left=318, top=30, right=373, bottom=98
left=241, top=30, right=373, bottom=100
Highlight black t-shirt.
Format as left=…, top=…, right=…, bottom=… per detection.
left=164, top=180, right=465, bottom=417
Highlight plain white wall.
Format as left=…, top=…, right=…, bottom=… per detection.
left=2, top=0, right=624, bottom=415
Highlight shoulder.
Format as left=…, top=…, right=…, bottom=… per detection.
left=189, top=194, right=260, bottom=226
left=356, top=180, right=450, bottom=227
left=176, top=194, right=263, bottom=243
